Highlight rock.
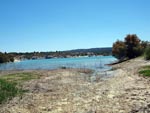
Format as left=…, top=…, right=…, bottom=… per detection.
left=107, top=94, right=114, bottom=98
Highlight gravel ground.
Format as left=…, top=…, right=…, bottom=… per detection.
left=0, top=58, right=150, bottom=113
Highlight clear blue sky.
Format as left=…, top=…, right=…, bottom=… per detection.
left=0, top=0, right=150, bottom=52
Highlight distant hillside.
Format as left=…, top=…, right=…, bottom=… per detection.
left=66, top=47, right=112, bottom=53
left=8, top=47, right=112, bottom=61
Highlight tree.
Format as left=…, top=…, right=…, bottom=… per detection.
left=0, top=52, right=8, bottom=63
left=141, top=41, right=149, bottom=49
left=124, top=34, right=141, bottom=58
left=112, top=34, right=145, bottom=60
left=0, top=52, right=14, bottom=63
left=112, top=40, right=126, bottom=59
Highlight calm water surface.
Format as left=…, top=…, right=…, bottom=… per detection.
left=0, top=56, right=117, bottom=71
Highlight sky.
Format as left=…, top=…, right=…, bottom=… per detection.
left=0, top=0, right=150, bottom=52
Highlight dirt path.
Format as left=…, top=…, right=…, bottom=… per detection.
left=1, top=58, right=150, bottom=113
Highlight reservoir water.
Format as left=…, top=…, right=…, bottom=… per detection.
left=0, top=56, right=117, bottom=71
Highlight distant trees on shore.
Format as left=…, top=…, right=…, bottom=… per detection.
left=0, top=52, right=14, bottom=63
left=0, top=48, right=112, bottom=63
left=11, top=48, right=112, bottom=60
left=112, top=34, right=150, bottom=60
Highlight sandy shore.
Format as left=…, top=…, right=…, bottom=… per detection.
left=0, top=57, right=150, bottom=113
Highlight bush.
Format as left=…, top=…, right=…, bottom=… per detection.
left=139, top=65, right=150, bottom=77
left=144, top=47, right=150, bottom=60
left=139, top=70, right=150, bottom=76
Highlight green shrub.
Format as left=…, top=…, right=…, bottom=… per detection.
left=139, top=65, right=150, bottom=77
left=144, top=47, right=150, bottom=60
left=139, top=70, right=150, bottom=77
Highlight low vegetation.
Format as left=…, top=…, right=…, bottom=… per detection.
left=144, top=47, right=150, bottom=60
left=1, top=72, right=41, bottom=83
left=110, top=67, right=118, bottom=71
left=0, top=72, right=41, bottom=104
left=0, top=79, right=24, bottom=104
left=139, top=66, right=150, bottom=77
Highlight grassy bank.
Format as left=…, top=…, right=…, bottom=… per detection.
left=0, top=72, right=40, bottom=104
left=139, top=66, right=150, bottom=77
